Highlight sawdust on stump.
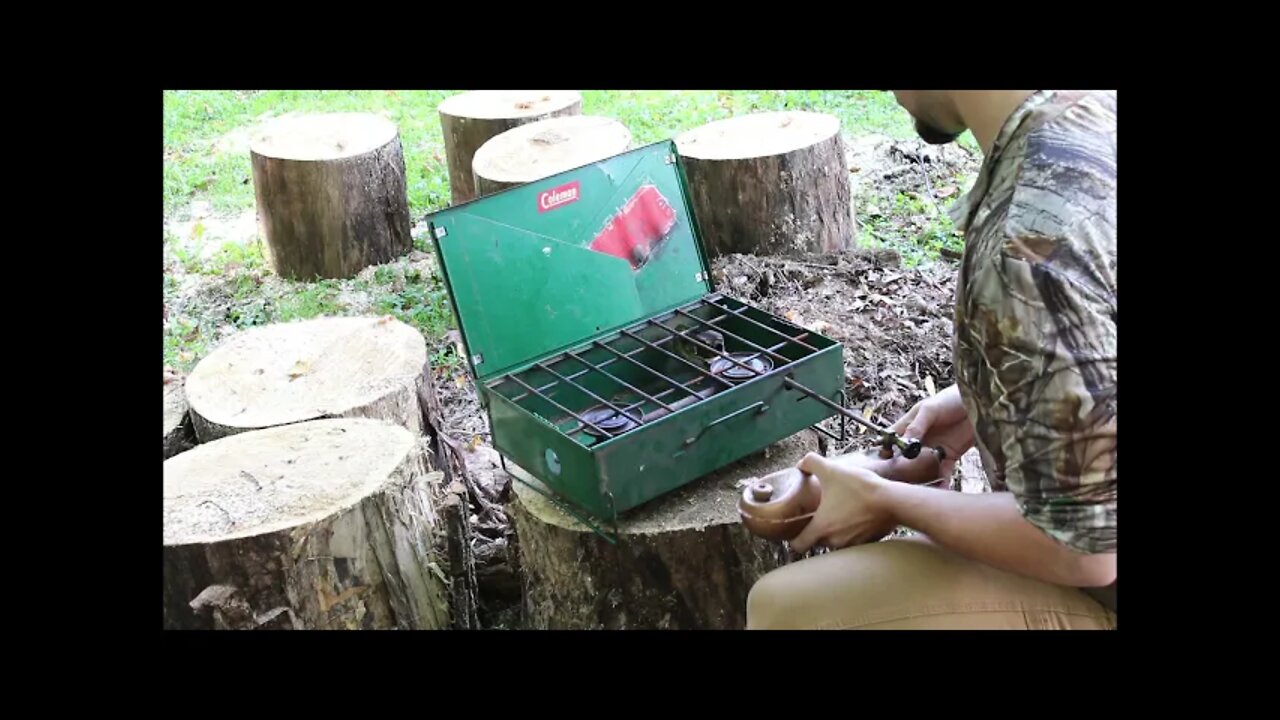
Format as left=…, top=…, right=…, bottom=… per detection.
left=162, top=418, right=455, bottom=630
left=507, top=432, right=819, bottom=629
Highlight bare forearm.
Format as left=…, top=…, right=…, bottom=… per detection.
left=876, top=482, right=1115, bottom=587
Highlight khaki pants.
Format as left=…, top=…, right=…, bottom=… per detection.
left=746, top=535, right=1116, bottom=630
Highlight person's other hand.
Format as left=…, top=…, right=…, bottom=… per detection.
left=888, top=384, right=975, bottom=479
left=789, top=453, right=896, bottom=554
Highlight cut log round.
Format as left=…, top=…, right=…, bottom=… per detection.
left=184, top=315, right=431, bottom=443
left=507, top=433, right=819, bottom=629
left=163, top=418, right=455, bottom=630
left=164, top=380, right=195, bottom=459
left=438, top=90, right=582, bottom=205
left=675, top=111, right=855, bottom=258
left=249, top=112, right=412, bottom=280
left=472, top=115, right=632, bottom=197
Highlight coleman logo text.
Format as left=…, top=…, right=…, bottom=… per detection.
left=538, top=181, right=580, bottom=212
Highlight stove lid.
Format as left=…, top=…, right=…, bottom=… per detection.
left=427, top=140, right=714, bottom=383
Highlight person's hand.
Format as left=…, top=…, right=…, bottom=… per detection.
left=789, top=453, right=896, bottom=554
left=887, top=384, right=975, bottom=480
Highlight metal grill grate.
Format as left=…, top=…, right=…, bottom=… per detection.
left=488, top=293, right=840, bottom=446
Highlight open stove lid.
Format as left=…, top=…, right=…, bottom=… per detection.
left=427, top=140, right=714, bottom=383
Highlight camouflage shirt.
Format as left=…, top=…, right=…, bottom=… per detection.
left=948, top=90, right=1117, bottom=558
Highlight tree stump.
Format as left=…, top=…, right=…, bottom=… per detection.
left=438, top=90, right=582, bottom=205
left=164, top=379, right=195, bottom=459
left=675, top=111, right=855, bottom=258
left=163, top=418, right=455, bottom=630
left=472, top=115, right=632, bottom=197
left=507, top=433, right=819, bottom=629
left=184, top=315, right=432, bottom=443
left=249, top=112, right=412, bottom=280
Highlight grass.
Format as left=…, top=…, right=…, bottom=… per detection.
left=163, top=90, right=978, bottom=372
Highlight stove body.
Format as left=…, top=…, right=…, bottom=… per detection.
left=427, top=141, right=845, bottom=533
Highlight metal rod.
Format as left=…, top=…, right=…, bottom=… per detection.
left=550, top=375, right=723, bottom=436
left=494, top=328, right=691, bottom=402
left=701, top=296, right=821, bottom=352
left=637, top=386, right=718, bottom=423
left=491, top=294, right=749, bottom=400
left=649, top=317, right=771, bottom=380
left=594, top=339, right=703, bottom=397
left=542, top=340, right=721, bottom=435
left=620, top=328, right=734, bottom=389
left=782, top=377, right=881, bottom=433
left=541, top=333, right=799, bottom=433
left=508, top=374, right=611, bottom=436
left=580, top=330, right=791, bottom=425
left=565, top=349, right=676, bottom=413
left=534, top=361, right=644, bottom=425
left=671, top=308, right=793, bottom=367
left=494, top=294, right=765, bottom=402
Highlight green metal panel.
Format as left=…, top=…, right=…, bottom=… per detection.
left=479, top=292, right=845, bottom=521
left=487, top=390, right=611, bottom=518
left=428, top=141, right=713, bottom=383
left=598, top=344, right=843, bottom=513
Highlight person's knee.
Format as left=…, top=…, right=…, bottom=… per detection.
left=746, top=568, right=798, bottom=630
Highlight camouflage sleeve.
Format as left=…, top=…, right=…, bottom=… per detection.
left=967, top=230, right=1117, bottom=555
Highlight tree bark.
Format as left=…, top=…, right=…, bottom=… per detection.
left=250, top=112, right=412, bottom=280
left=507, top=433, right=820, bottom=629
left=162, top=419, right=456, bottom=630
left=184, top=316, right=432, bottom=443
left=164, top=379, right=195, bottom=459
left=472, top=115, right=632, bottom=197
left=676, top=111, right=855, bottom=258
left=438, top=91, right=582, bottom=205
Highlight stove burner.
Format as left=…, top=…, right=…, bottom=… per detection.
left=710, top=352, right=773, bottom=382
left=581, top=406, right=639, bottom=436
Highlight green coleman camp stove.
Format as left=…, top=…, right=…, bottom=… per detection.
left=427, top=140, right=852, bottom=541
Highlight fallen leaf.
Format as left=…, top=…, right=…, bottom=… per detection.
left=860, top=405, right=874, bottom=434
left=935, top=185, right=958, bottom=198
left=190, top=222, right=205, bottom=240
left=288, top=360, right=311, bottom=379
left=467, top=435, right=482, bottom=451
left=925, top=375, right=936, bottom=397
left=454, top=374, right=466, bottom=388
left=805, top=319, right=831, bottom=334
